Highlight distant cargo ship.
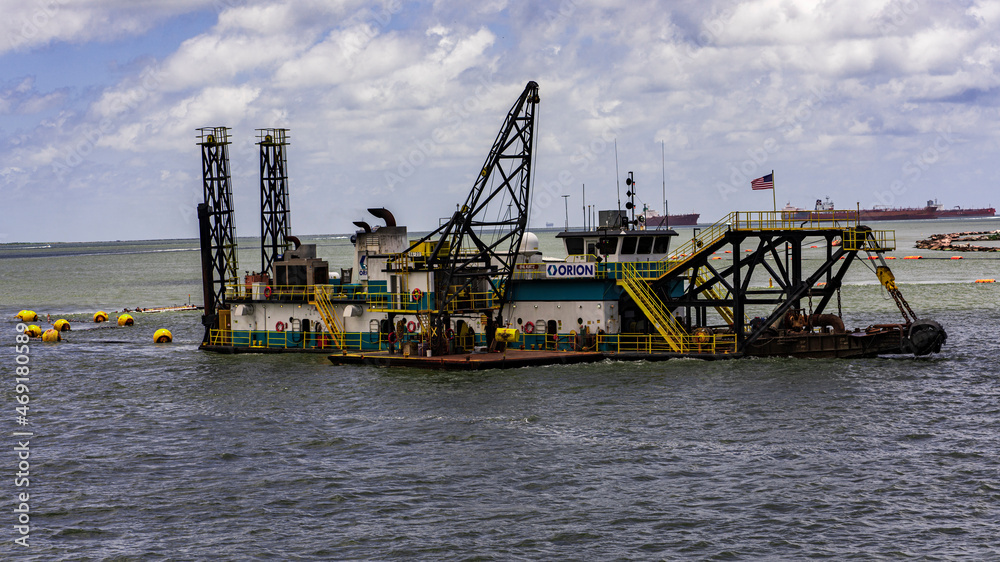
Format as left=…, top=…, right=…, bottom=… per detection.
left=641, top=207, right=700, bottom=227
left=782, top=198, right=995, bottom=221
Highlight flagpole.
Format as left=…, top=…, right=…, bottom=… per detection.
left=771, top=169, right=776, bottom=212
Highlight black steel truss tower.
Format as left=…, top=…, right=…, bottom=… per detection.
left=258, top=128, right=292, bottom=276
left=197, top=126, right=240, bottom=311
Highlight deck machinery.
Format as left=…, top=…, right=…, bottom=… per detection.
left=196, top=81, right=945, bottom=362
left=629, top=214, right=946, bottom=358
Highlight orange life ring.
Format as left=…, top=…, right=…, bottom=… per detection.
left=275, top=321, right=285, bottom=332
left=264, top=285, right=272, bottom=298
left=388, top=330, right=397, bottom=344
left=411, top=288, right=422, bottom=302
left=407, top=321, right=416, bottom=332
left=523, top=321, right=534, bottom=334
left=446, top=328, right=455, bottom=340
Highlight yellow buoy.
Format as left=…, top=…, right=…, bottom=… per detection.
left=118, top=313, right=134, bottom=327
left=94, top=311, right=108, bottom=323
left=154, top=328, right=173, bottom=343
left=25, top=325, right=43, bottom=338
left=41, top=329, right=61, bottom=342
left=495, top=327, right=520, bottom=344
left=54, top=319, right=71, bottom=332
left=16, top=310, right=38, bottom=322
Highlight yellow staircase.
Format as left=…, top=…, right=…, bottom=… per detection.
left=310, top=285, right=345, bottom=348
left=657, top=214, right=733, bottom=282
left=694, top=271, right=737, bottom=327
left=657, top=210, right=864, bottom=283
left=619, top=262, right=688, bottom=353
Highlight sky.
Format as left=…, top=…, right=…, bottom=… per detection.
left=3, top=0, right=1000, bottom=243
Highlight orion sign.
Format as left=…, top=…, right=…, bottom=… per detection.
left=546, top=263, right=595, bottom=278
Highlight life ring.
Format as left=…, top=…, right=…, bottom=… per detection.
left=446, top=328, right=455, bottom=340
left=275, top=321, right=285, bottom=332
left=523, top=321, right=534, bottom=334
left=411, top=288, right=422, bottom=302
left=388, top=330, right=397, bottom=344
left=264, top=285, right=272, bottom=298
left=407, top=321, right=417, bottom=332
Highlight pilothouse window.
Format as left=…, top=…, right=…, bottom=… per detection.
left=653, top=236, right=670, bottom=254
left=565, top=237, right=584, bottom=255
left=621, top=237, right=638, bottom=254
left=637, top=236, right=654, bottom=254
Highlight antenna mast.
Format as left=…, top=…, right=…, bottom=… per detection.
left=614, top=140, right=621, bottom=228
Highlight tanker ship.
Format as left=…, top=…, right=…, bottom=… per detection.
left=641, top=207, right=700, bottom=227
left=783, top=197, right=995, bottom=221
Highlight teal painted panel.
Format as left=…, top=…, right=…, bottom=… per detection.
left=667, top=278, right=685, bottom=299
left=367, top=280, right=388, bottom=293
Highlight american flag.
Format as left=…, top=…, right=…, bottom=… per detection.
left=751, top=173, right=774, bottom=190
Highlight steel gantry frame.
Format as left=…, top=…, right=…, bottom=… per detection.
left=258, top=128, right=292, bottom=277
left=648, top=217, right=896, bottom=353
left=197, top=126, right=240, bottom=316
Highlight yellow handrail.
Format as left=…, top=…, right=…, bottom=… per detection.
left=310, top=285, right=345, bottom=348
left=619, top=262, right=687, bottom=352
left=694, top=271, right=735, bottom=327
left=598, top=333, right=737, bottom=354
left=658, top=210, right=868, bottom=282
left=226, top=283, right=363, bottom=301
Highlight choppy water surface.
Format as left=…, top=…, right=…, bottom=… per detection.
left=2, top=220, right=999, bottom=559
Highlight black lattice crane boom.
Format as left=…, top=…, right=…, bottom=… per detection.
left=421, top=80, right=540, bottom=314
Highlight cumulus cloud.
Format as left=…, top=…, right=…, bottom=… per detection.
left=1, top=0, right=212, bottom=55
left=5, top=0, right=1000, bottom=241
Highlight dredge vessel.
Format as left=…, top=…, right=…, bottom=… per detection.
left=194, top=82, right=946, bottom=368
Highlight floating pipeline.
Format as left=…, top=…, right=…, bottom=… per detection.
left=916, top=230, right=1000, bottom=252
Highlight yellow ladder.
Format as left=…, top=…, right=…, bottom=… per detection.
left=694, top=269, right=742, bottom=327
left=310, top=285, right=345, bottom=348
left=619, top=262, right=688, bottom=353
left=656, top=212, right=734, bottom=282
